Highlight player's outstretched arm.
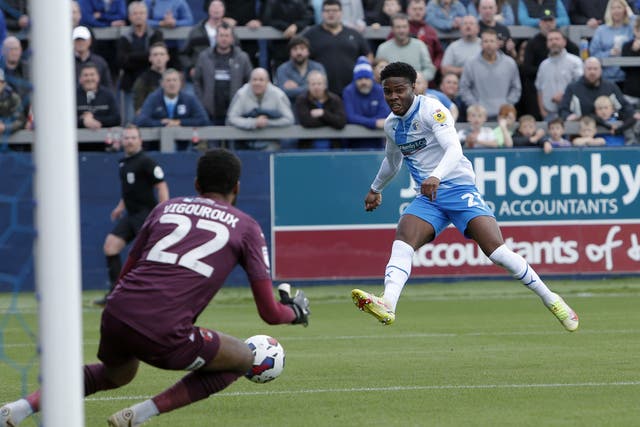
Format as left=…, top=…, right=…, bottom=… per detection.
left=278, top=283, right=310, bottom=327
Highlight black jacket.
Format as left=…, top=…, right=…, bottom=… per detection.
left=621, top=40, right=640, bottom=98
left=569, top=0, right=608, bottom=25
left=558, top=76, right=635, bottom=121
left=76, top=85, right=120, bottom=128
left=116, top=27, right=164, bottom=92
left=295, top=90, right=347, bottom=129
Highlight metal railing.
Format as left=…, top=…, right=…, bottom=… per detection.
left=81, top=25, right=640, bottom=67
left=5, top=121, right=601, bottom=152
left=8, top=23, right=600, bottom=46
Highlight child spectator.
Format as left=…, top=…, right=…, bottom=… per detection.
left=593, top=95, right=628, bottom=145
left=490, top=103, right=517, bottom=148
left=512, top=114, right=547, bottom=147
left=542, top=117, right=572, bottom=153
left=372, top=57, right=389, bottom=84
left=458, top=104, right=495, bottom=148
left=571, top=115, right=606, bottom=146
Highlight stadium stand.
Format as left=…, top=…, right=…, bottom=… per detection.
left=4, top=21, right=639, bottom=151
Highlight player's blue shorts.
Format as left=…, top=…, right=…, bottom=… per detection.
left=402, top=184, right=494, bottom=238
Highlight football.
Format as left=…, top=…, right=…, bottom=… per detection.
left=244, top=334, right=286, bottom=383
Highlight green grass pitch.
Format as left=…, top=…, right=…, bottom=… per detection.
left=2, top=278, right=640, bottom=426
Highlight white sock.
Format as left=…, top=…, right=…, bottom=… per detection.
left=382, top=240, right=414, bottom=311
left=489, top=244, right=557, bottom=305
left=2, top=399, right=33, bottom=424
left=131, top=400, right=159, bottom=425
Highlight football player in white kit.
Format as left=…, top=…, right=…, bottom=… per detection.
left=352, top=62, right=578, bottom=332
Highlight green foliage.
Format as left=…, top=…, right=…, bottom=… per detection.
left=2, top=279, right=640, bottom=426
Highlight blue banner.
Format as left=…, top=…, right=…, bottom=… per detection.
left=273, top=148, right=640, bottom=226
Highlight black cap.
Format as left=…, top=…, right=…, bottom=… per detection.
left=540, top=9, right=556, bottom=20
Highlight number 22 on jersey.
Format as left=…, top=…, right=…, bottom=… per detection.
left=146, top=213, right=230, bottom=277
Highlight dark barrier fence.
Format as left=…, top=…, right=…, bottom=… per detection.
left=1, top=146, right=638, bottom=293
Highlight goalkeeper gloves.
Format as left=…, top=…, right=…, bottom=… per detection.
left=278, top=283, right=310, bottom=327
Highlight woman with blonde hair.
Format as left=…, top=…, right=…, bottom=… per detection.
left=589, top=0, right=636, bottom=87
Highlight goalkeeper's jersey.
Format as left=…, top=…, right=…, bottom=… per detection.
left=383, top=94, right=476, bottom=192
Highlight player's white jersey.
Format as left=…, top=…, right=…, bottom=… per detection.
left=381, top=94, right=476, bottom=192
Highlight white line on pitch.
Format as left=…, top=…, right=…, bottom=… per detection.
left=3, top=328, right=640, bottom=348
left=85, top=381, right=640, bottom=402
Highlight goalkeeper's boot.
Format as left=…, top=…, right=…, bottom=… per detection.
left=107, top=408, right=137, bottom=427
left=351, top=289, right=395, bottom=325
left=1, top=399, right=32, bottom=427
left=0, top=405, right=16, bottom=427
left=546, top=294, right=579, bottom=332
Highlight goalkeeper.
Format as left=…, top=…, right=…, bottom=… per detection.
left=1, top=148, right=310, bottom=427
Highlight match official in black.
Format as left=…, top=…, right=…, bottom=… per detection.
left=95, top=124, right=170, bottom=306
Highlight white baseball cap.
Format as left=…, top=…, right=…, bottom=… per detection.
left=72, top=26, right=91, bottom=40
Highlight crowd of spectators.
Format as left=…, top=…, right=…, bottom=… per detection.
left=0, top=0, right=639, bottom=151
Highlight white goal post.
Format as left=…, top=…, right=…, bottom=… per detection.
left=32, top=0, right=84, bottom=425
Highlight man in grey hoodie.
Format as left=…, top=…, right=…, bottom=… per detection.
left=193, top=22, right=252, bottom=125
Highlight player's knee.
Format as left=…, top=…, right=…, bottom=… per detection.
left=103, top=235, right=124, bottom=255
left=105, top=361, right=138, bottom=387
left=111, top=372, right=135, bottom=387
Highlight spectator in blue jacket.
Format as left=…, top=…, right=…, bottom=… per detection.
left=78, top=0, right=127, bottom=27
left=425, top=0, right=467, bottom=32
left=0, top=9, right=7, bottom=45
left=341, top=56, right=390, bottom=149
left=135, top=68, right=209, bottom=149
left=589, top=0, right=635, bottom=85
left=0, top=0, right=28, bottom=34
left=144, top=0, right=193, bottom=28
left=518, top=0, right=569, bottom=28
left=135, top=68, right=209, bottom=127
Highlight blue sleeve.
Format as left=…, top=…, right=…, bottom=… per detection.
left=342, top=87, right=377, bottom=129
left=425, top=3, right=453, bottom=31
left=466, top=3, right=478, bottom=17
left=144, top=0, right=161, bottom=27
left=501, top=3, right=515, bottom=26
left=174, top=1, right=194, bottom=26
left=275, top=64, right=300, bottom=99
left=103, top=0, right=127, bottom=23
left=179, top=95, right=210, bottom=126
left=555, top=1, right=570, bottom=27
left=135, top=95, right=163, bottom=127
left=517, top=1, right=538, bottom=27
left=79, top=0, right=108, bottom=27
left=589, top=27, right=609, bottom=58
left=0, top=10, right=5, bottom=42
left=275, top=65, right=288, bottom=88
left=454, top=3, right=467, bottom=18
